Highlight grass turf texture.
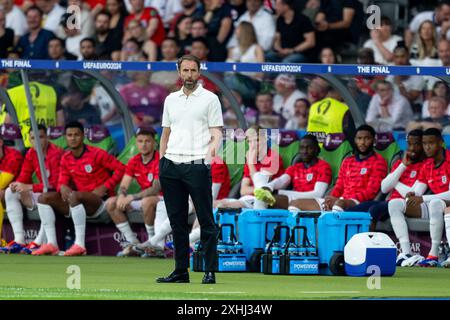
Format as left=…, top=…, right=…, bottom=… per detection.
left=0, top=255, right=449, bottom=300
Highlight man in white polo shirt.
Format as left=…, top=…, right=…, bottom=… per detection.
left=156, top=54, right=224, bottom=285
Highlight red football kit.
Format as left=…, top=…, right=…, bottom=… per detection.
left=0, top=145, right=23, bottom=178
left=331, top=152, right=387, bottom=202
left=58, top=145, right=125, bottom=196
left=211, top=157, right=230, bottom=200
left=243, top=149, right=284, bottom=186
left=389, top=159, right=425, bottom=200
left=285, top=159, right=332, bottom=192
left=16, top=143, right=64, bottom=192
left=418, top=149, right=450, bottom=194
left=124, top=8, right=166, bottom=45
left=125, top=151, right=160, bottom=190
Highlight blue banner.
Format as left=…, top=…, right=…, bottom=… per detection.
left=2, top=59, right=450, bottom=76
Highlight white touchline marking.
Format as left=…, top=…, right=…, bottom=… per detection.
left=301, top=291, right=361, bottom=294
left=187, top=292, right=245, bottom=294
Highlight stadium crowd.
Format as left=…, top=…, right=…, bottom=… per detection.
left=0, top=0, right=450, bottom=269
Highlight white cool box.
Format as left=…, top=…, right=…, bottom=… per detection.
left=344, top=232, right=397, bottom=277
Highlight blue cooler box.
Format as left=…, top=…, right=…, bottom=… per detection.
left=344, top=232, right=397, bottom=277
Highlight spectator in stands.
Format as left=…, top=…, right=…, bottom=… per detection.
left=119, top=71, right=169, bottom=127
left=307, top=76, right=330, bottom=104
left=222, top=89, right=257, bottom=128
left=93, top=11, right=122, bottom=60
left=0, top=10, right=14, bottom=59
left=123, top=0, right=166, bottom=46
left=190, top=17, right=208, bottom=38
left=57, top=0, right=94, bottom=40
left=122, top=19, right=157, bottom=61
left=59, top=13, right=85, bottom=60
left=227, top=0, right=276, bottom=52
left=314, top=0, right=364, bottom=51
left=118, top=37, right=144, bottom=61
left=35, top=0, right=65, bottom=34
left=152, top=37, right=181, bottom=90
left=425, top=39, right=450, bottom=95
left=17, top=6, right=55, bottom=59
left=407, top=96, right=450, bottom=132
left=230, top=0, right=247, bottom=23
left=169, top=0, right=204, bottom=35
left=319, top=47, right=340, bottom=64
left=62, top=86, right=102, bottom=125
left=79, top=37, right=98, bottom=60
left=105, top=0, right=128, bottom=46
left=410, top=20, right=440, bottom=66
left=254, top=91, right=283, bottom=128
left=48, top=37, right=77, bottom=60
left=174, top=14, right=193, bottom=54
left=203, top=0, right=233, bottom=61
left=284, top=98, right=310, bottom=130
left=146, top=0, right=184, bottom=30
left=387, top=45, right=426, bottom=113
left=225, top=21, right=264, bottom=104
left=0, top=0, right=28, bottom=44
left=363, top=16, right=403, bottom=65
left=405, top=0, right=450, bottom=48
left=366, top=80, right=413, bottom=132
left=266, top=0, right=315, bottom=63
left=273, top=73, right=306, bottom=121
left=423, top=81, right=450, bottom=118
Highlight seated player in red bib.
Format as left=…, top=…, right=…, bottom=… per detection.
left=2, top=125, right=64, bottom=254
left=33, top=121, right=125, bottom=256
left=289, top=125, right=388, bottom=212
left=254, top=134, right=332, bottom=209
left=105, top=127, right=162, bottom=257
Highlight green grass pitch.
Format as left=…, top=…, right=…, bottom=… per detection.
left=0, top=255, right=449, bottom=300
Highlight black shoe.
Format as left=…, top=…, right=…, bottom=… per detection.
left=202, top=272, right=216, bottom=284
left=156, top=270, right=190, bottom=283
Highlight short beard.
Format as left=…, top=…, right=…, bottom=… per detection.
left=356, top=147, right=373, bottom=157
left=183, top=79, right=198, bottom=90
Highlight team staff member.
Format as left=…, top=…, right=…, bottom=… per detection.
left=0, top=81, right=65, bottom=147
left=157, top=54, right=223, bottom=285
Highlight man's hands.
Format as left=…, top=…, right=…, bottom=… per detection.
left=402, top=151, right=412, bottom=166
left=405, top=192, right=423, bottom=206
left=60, top=185, right=73, bottom=202
left=117, top=194, right=134, bottom=211
left=323, top=195, right=338, bottom=211
left=92, top=185, right=108, bottom=198
left=10, top=182, right=32, bottom=193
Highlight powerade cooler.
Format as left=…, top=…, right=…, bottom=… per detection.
left=344, top=232, right=397, bottom=276
left=261, top=225, right=290, bottom=274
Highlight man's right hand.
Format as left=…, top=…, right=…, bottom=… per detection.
left=60, top=185, right=73, bottom=203
left=117, top=194, right=134, bottom=211
left=323, top=195, right=338, bottom=211
left=402, top=151, right=412, bottom=166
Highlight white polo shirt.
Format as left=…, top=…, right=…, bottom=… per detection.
left=162, top=84, right=224, bottom=163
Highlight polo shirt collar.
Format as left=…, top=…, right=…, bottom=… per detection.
left=178, top=83, right=204, bottom=97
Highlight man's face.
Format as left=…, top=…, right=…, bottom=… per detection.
left=48, top=39, right=64, bottom=59
left=29, top=129, right=48, bottom=151
left=65, top=127, right=84, bottom=149
left=0, top=0, right=13, bottom=13
left=136, top=134, right=154, bottom=156
left=355, top=130, right=374, bottom=155
left=275, top=0, right=286, bottom=16
left=179, top=59, right=200, bottom=90
left=422, top=135, right=442, bottom=158
left=437, top=4, right=450, bottom=25
left=406, top=135, right=423, bottom=162
left=161, top=39, right=179, bottom=60
left=190, top=41, right=208, bottom=60
left=246, top=0, right=262, bottom=13
left=95, top=14, right=110, bottom=34
left=393, top=48, right=409, bottom=66
left=379, top=22, right=392, bottom=39
left=80, top=41, right=95, bottom=59
left=377, top=83, right=393, bottom=100
left=428, top=100, right=446, bottom=119
left=191, top=21, right=207, bottom=37
left=299, top=138, right=317, bottom=164
left=255, top=94, right=273, bottom=114
left=26, top=9, right=42, bottom=30
left=438, top=40, right=450, bottom=66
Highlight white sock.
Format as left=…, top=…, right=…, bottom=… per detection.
left=189, top=227, right=201, bottom=246
left=428, top=199, right=445, bottom=257
left=445, top=214, right=450, bottom=248
left=34, top=224, right=47, bottom=245
left=253, top=172, right=271, bottom=209
left=116, top=221, right=138, bottom=244
left=332, top=205, right=344, bottom=212
left=388, top=199, right=411, bottom=255
left=150, top=218, right=172, bottom=248
left=70, top=204, right=86, bottom=248
left=5, top=188, right=25, bottom=244
left=145, top=224, right=155, bottom=239
left=37, top=203, right=58, bottom=248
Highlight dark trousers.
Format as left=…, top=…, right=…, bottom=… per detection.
left=159, top=157, right=218, bottom=272
left=346, top=200, right=390, bottom=222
